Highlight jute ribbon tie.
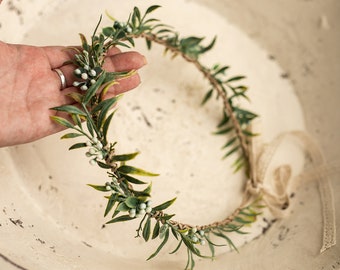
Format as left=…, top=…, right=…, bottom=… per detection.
left=244, top=130, right=338, bottom=253
left=246, top=164, right=292, bottom=218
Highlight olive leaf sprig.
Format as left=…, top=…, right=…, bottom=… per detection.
left=51, top=6, right=262, bottom=270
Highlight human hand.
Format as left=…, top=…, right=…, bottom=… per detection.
left=0, top=41, right=146, bottom=147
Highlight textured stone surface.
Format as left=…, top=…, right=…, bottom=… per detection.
left=0, top=1, right=338, bottom=269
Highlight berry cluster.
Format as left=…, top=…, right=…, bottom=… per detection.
left=128, top=200, right=153, bottom=218
left=85, top=138, right=105, bottom=165
left=113, top=21, right=132, bottom=34
left=185, top=227, right=206, bottom=246
left=73, top=63, right=102, bottom=91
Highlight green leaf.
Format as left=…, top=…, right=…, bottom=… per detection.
left=83, top=72, right=106, bottom=105
left=213, top=65, right=230, bottom=76
left=100, top=80, right=119, bottom=98
left=169, top=239, right=183, bottom=254
left=214, top=126, right=233, bottom=135
left=125, top=196, right=139, bottom=208
left=204, top=235, right=225, bottom=258
left=120, top=173, right=147, bottom=185
left=156, top=28, right=173, bottom=35
left=217, top=112, right=230, bottom=128
left=162, top=214, right=175, bottom=221
left=103, top=111, right=115, bottom=142
left=143, top=218, right=152, bottom=242
left=92, top=96, right=119, bottom=114
left=106, top=214, right=135, bottom=224
left=201, top=89, right=213, bottom=105
left=69, top=142, right=87, bottom=150
left=104, top=194, right=118, bottom=217
left=131, top=10, right=136, bottom=27
left=110, top=152, right=139, bottom=162
left=223, top=145, right=240, bottom=159
left=79, top=33, right=88, bottom=48
left=159, top=224, right=168, bottom=239
left=153, top=197, right=176, bottom=211
left=50, top=116, right=74, bottom=129
left=144, top=18, right=160, bottom=24
left=51, top=105, right=86, bottom=116
left=185, top=249, right=195, bottom=270
left=116, top=41, right=131, bottom=49
left=233, top=156, right=245, bottom=173
left=134, top=6, right=141, bottom=22
left=116, top=202, right=131, bottom=212
left=171, top=227, right=179, bottom=240
left=145, top=5, right=161, bottom=15
left=102, top=26, right=114, bottom=37
left=181, top=236, right=210, bottom=259
left=97, top=161, right=112, bottom=169
left=87, top=184, right=107, bottom=192
left=226, top=75, right=246, bottom=83
left=180, top=36, right=204, bottom=48
left=71, top=113, right=82, bottom=127
left=142, top=182, right=152, bottom=195
left=126, top=37, right=135, bottom=47
left=91, top=15, right=102, bottom=42
left=220, top=224, right=244, bottom=233
left=86, top=120, right=94, bottom=137
left=234, top=107, right=258, bottom=123
left=146, top=38, right=152, bottom=50
left=152, top=221, right=160, bottom=239
left=200, top=36, right=217, bottom=54
left=212, top=231, right=238, bottom=252
left=67, top=92, right=84, bottom=103
left=147, top=227, right=169, bottom=260
left=234, top=216, right=254, bottom=224
left=239, top=208, right=260, bottom=217
left=117, top=165, right=159, bottom=177
left=61, top=133, right=83, bottom=139
left=135, top=192, right=151, bottom=201
left=242, top=129, right=259, bottom=137
left=222, top=137, right=237, bottom=149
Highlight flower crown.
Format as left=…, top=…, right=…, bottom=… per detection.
left=51, top=6, right=264, bottom=270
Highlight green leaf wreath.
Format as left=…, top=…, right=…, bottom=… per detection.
left=51, top=6, right=263, bottom=270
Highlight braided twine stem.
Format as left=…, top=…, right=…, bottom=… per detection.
left=109, top=32, right=254, bottom=231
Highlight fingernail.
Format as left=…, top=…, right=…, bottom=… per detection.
left=142, top=55, right=148, bottom=65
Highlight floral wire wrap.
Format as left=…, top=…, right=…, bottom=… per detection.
left=51, top=6, right=264, bottom=270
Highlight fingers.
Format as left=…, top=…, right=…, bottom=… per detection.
left=45, top=45, right=121, bottom=68
left=57, top=72, right=142, bottom=105
left=48, top=47, right=146, bottom=105
left=49, top=47, right=146, bottom=91
left=103, top=51, right=147, bottom=72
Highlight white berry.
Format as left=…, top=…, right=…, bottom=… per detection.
left=90, top=69, right=96, bottom=76
left=81, top=73, right=88, bottom=80
left=138, top=209, right=146, bottom=216
left=129, top=209, right=136, bottom=218
left=139, top=203, right=147, bottom=210
left=89, top=159, right=96, bottom=166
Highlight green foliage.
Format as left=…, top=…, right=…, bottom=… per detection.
left=153, top=198, right=176, bottom=211
left=147, top=227, right=170, bottom=260
left=106, top=214, right=135, bottom=224
left=50, top=5, right=263, bottom=270
left=117, top=165, right=159, bottom=176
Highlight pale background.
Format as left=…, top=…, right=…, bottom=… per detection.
left=0, top=0, right=339, bottom=270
